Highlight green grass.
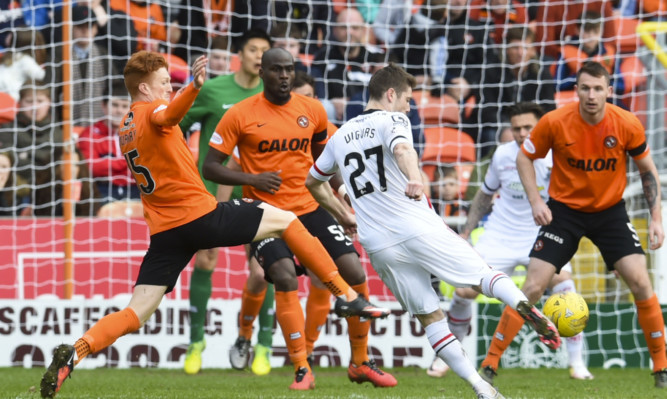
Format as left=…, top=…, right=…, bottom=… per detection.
left=1, top=367, right=663, bottom=399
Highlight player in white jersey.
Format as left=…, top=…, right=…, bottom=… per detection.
left=434, top=103, right=593, bottom=382
left=305, top=65, right=562, bottom=399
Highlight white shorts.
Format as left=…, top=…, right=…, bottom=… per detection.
left=368, top=228, right=494, bottom=316
left=474, top=228, right=572, bottom=275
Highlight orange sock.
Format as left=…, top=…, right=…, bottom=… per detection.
left=348, top=282, right=371, bottom=365
left=281, top=219, right=356, bottom=300
left=636, top=294, right=667, bottom=371
left=481, top=306, right=525, bottom=370
left=305, top=283, right=331, bottom=355
left=80, top=307, right=140, bottom=361
left=239, top=282, right=267, bottom=340
left=275, top=290, right=309, bottom=371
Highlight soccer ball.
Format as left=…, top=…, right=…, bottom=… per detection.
left=542, top=292, right=589, bottom=337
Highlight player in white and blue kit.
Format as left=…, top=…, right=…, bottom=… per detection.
left=305, top=65, right=561, bottom=399
left=442, top=103, right=593, bottom=382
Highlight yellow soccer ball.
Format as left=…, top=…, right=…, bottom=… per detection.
left=543, top=292, right=589, bottom=337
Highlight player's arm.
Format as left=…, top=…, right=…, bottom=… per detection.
left=634, top=155, right=664, bottom=249
left=393, top=142, right=423, bottom=200
left=517, top=150, right=551, bottom=226
left=305, top=174, right=357, bottom=236
left=460, top=189, right=494, bottom=239
left=202, top=147, right=282, bottom=194
left=152, top=56, right=207, bottom=127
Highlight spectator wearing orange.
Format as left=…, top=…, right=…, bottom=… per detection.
left=169, top=0, right=233, bottom=64
left=110, top=0, right=166, bottom=52
left=534, top=0, right=615, bottom=59
left=468, top=0, right=527, bottom=44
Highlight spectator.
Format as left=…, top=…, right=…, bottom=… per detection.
left=292, top=70, right=336, bottom=118
left=372, top=0, right=415, bottom=45
left=428, top=0, right=500, bottom=105
left=49, top=5, right=117, bottom=127
left=345, top=55, right=424, bottom=153
left=469, top=0, right=528, bottom=44
left=555, top=11, right=616, bottom=91
left=270, top=22, right=308, bottom=73
left=534, top=0, right=615, bottom=59
left=109, top=0, right=167, bottom=52
left=311, top=7, right=376, bottom=123
left=431, top=165, right=467, bottom=219
left=169, top=0, right=232, bottom=65
left=78, top=80, right=138, bottom=202
left=0, top=149, right=30, bottom=216
left=0, top=84, right=63, bottom=186
left=391, top=0, right=447, bottom=85
left=0, top=29, right=46, bottom=101
left=208, top=35, right=233, bottom=79
left=0, top=1, right=26, bottom=52
left=478, top=27, right=555, bottom=154
left=47, top=0, right=138, bottom=72
left=33, top=147, right=102, bottom=217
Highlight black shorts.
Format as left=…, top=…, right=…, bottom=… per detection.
left=529, top=199, right=644, bottom=272
left=136, top=200, right=263, bottom=292
left=250, top=206, right=358, bottom=283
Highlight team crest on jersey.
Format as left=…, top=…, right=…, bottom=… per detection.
left=123, top=111, right=133, bottom=126
left=533, top=239, right=544, bottom=251
left=604, top=136, right=617, bottom=149
left=297, top=115, right=309, bottom=128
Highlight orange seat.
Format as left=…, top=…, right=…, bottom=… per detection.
left=229, top=54, right=240, bottom=72
left=555, top=90, right=578, bottom=108
left=619, top=55, right=647, bottom=94
left=0, top=92, right=17, bottom=124
left=615, top=17, right=640, bottom=54
left=413, top=90, right=460, bottom=126
left=160, top=52, right=189, bottom=84
left=421, top=127, right=476, bottom=164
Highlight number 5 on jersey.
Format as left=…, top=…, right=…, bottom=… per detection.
left=124, top=149, right=156, bottom=195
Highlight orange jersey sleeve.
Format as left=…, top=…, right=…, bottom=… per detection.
left=210, top=93, right=329, bottom=215
left=119, top=85, right=217, bottom=235
left=521, top=102, right=648, bottom=212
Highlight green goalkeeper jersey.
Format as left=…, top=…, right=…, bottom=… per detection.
left=180, top=73, right=263, bottom=197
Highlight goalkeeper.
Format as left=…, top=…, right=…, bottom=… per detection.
left=482, top=62, right=667, bottom=389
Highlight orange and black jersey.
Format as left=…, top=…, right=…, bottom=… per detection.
left=521, top=102, right=648, bottom=212
left=211, top=92, right=328, bottom=216
left=119, top=84, right=217, bottom=234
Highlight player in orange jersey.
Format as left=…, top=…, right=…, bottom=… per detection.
left=203, top=48, right=398, bottom=390
left=39, top=51, right=389, bottom=399
left=480, top=61, right=667, bottom=388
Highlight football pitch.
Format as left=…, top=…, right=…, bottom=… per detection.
left=1, top=367, right=663, bottom=399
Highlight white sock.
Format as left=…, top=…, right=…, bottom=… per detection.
left=551, top=279, right=584, bottom=366
left=480, top=272, right=527, bottom=309
left=448, top=291, right=474, bottom=341
left=425, top=319, right=479, bottom=385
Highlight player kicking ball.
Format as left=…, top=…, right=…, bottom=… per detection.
left=305, top=64, right=560, bottom=399
left=40, top=51, right=389, bottom=398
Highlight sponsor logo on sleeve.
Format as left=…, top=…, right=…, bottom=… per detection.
left=153, top=104, right=167, bottom=114
left=210, top=132, right=223, bottom=145
left=391, top=114, right=408, bottom=127
left=523, top=138, right=536, bottom=154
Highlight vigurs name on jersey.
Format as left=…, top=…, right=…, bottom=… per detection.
left=344, top=128, right=376, bottom=143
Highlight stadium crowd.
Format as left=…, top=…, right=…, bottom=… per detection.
left=0, top=0, right=662, bottom=220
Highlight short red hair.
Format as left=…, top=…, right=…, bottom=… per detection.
left=123, top=51, right=169, bottom=98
